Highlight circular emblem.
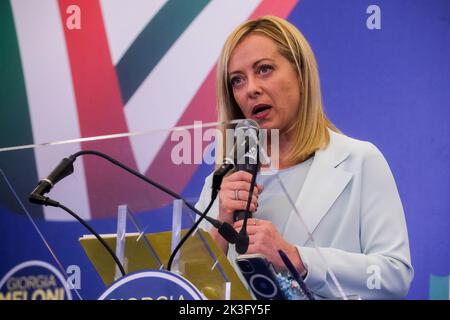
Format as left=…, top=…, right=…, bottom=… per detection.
left=0, top=260, right=72, bottom=300
left=98, top=270, right=205, bottom=300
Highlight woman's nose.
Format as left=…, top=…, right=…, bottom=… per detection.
left=246, top=76, right=262, bottom=99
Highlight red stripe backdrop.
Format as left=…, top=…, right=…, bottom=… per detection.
left=59, top=0, right=157, bottom=218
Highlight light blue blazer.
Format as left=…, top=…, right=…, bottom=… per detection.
left=196, top=130, right=414, bottom=299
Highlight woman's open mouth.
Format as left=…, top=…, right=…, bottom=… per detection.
left=251, top=104, right=272, bottom=120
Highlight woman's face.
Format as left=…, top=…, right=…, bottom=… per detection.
left=228, top=33, right=301, bottom=133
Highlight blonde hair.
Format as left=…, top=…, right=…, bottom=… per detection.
left=216, top=15, right=339, bottom=165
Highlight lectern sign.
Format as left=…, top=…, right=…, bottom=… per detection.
left=98, top=270, right=205, bottom=300
left=0, top=260, right=72, bottom=300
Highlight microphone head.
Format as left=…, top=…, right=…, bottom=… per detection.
left=48, top=157, right=75, bottom=185
left=234, top=120, right=260, bottom=172
left=234, top=119, right=259, bottom=135
left=218, top=222, right=238, bottom=244
left=235, top=230, right=249, bottom=254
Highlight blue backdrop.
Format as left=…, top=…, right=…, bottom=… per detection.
left=289, top=0, right=450, bottom=299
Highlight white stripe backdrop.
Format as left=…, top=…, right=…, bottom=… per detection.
left=11, top=0, right=91, bottom=221
left=119, top=0, right=260, bottom=173
left=100, top=0, right=168, bottom=65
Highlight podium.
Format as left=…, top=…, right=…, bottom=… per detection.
left=79, top=231, right=252, bottom=300
left=79, top=203, right=251, bottom=300
left=0, top=120, right=337, bottom=300
left=0, top=121, right=257, bottom=300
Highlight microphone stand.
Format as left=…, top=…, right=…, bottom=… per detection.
left=167, top=161, right=234, bottom=271
left=29, top=150, right=238, bottom=273
left=71, top=150, right=234, bottom=237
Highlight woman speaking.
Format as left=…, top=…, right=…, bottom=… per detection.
left=196, top=16, right=413, bottom=299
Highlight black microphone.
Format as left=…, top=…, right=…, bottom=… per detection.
left=29, top=156, right=76, bottom=207
left=28, top=154, right=126, bottom=276
left=168, top=121, right=259, bottom=270
left=233, top=120, right=260, bottom=222
left=232, top=120, right=261, bottom=254
left=211, top=119, right=259, bottom=202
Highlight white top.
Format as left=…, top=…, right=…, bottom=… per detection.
left=254, top=156, right=314, bottom=235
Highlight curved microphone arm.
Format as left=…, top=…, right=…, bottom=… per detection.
left=70, top=150, right=237, bottom=245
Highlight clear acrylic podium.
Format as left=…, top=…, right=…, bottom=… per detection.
left=0, top=120, right=261, bottom=300
left=0, top=120, right=352, bottom=300
left=79, top=203, right=252, bottom=300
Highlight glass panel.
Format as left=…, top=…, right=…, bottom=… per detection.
left=0, top=120, right=351, bottom=300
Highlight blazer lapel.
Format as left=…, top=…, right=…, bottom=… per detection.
left=283, top=131, right=353, bottom=246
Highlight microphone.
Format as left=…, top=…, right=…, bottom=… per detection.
left=168, top=120, right=259, bottom=269
left=233, top=120, right=260, bottom=222
left=211, top=119, right=260, bottom=202
left=28, top=154, right=126, bottom=277
left=232, top=120, right=261, bottom=254
left=29, top=156, right=76, bottom=207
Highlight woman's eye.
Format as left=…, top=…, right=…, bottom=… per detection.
left=230, top=76, right=243, bottom=88
left=258, top=64, right=273, bottom=75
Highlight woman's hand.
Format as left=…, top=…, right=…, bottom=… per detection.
left=233, top=219, right=306, bottom=274
left=218, top=171, right=263, bottom=226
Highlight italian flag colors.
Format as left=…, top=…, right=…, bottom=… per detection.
left=0, top=0, right=298, bottom=220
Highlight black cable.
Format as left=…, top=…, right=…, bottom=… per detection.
left=73, top=150, right=181, bottom=200
left=71, top=150, right=227, bottom=232
left=57, top=203, right=126, bottom=276
left=70, top=150, right=237, bottom=265
left=167, top=159, right=235, bottom=270
left=167, top=197, right=215, bottom=271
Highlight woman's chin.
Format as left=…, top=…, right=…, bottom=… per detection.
left=245, top=117, right=280, bottom=131
left=257, top=120, right=278, bottom=131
